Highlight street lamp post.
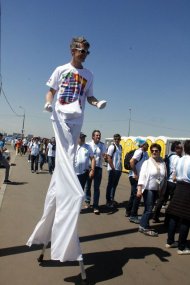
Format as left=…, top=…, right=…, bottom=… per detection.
left=19, top=106, right=25, bottom=139
left=128, top=108, right=132, bottom=137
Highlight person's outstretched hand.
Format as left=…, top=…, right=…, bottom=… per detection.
left=44, top=102, right=53, bottom=112
left=97, top=100, right=107, bottom=109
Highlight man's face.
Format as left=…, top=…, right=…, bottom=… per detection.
left=175, top=144, right=183, bottom=156
left=93, top=132, right=101, bottom=144
left=78, top=137, right=85, bottom=145
left=114, top=136, right=121, bottom=145
left=72, top=43, right=90, bottom=63
left=142, top=143, right=149, bottom=151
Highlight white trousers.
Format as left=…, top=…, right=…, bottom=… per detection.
left=27, top=110, right=84, bottom=262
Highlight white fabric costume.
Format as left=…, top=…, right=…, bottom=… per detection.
left=27, top=63, right=93, bottom=262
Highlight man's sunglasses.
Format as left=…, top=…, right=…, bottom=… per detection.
left=151, top=149, right=159, bottom=153
left=75, top=48, right=90, bottom=55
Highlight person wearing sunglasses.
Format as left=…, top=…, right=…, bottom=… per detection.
left=137, top=143, right=167, bottom=237
left=27, top=37, right=107, bottom=263
left=166, top=140, right=190, bottom=254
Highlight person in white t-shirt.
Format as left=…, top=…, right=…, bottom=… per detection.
left=30, top=137, right=40, bottom=173
left=74, top=132, right=95, bottom=190
left=126, top=139, right=149, bottom=224
left=85, top=130, right=107, bottom=214
left=46, top=137, right=56, bottom=174
left=27, top=36, right=107, bottom=263
left=106, top=134, right=122, bottom=207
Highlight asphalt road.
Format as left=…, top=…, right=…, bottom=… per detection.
left=0, top=149, right=189, bottom=285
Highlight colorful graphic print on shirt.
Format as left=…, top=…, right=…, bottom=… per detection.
left=58, top=71, right=87, bottom=106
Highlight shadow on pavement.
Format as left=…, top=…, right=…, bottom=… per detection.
left=63, top=247, right=171, bottom=284
left=0, top=230, right=171, bottom=285
left=0, top=228, right=138, bottom=258
left=0, top=244, right=43, bottom=257
left=4, top=182, right=28, bottom=186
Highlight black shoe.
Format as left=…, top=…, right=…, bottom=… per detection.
left=4, top=179, right=12, bottom=184
left=106, top=202, right=114, bottom=208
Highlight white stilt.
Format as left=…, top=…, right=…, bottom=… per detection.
left=79, top=260, right=87, bottom=281
left=37, top=244, right=47, bottom=263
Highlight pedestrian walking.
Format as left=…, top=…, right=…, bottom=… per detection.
left=106, top=134, right=122, bottom=207
left=75, top=132, right=95, bottom=190
left=85, top=130, right=106, bottom=214
left=166, top=140, right=190, bottom=255
left=0, top=133, right=11, bottom=184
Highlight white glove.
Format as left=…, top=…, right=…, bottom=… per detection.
left=97, top=100, right=107, bottom=109
left=44, top=102, right=53, bottom=112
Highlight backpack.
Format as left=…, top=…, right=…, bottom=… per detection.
left=164, top=153, right=174, bottom=178
left=104, top=144, right=121, bottom=163
left=124, top=149, right=143, bottom=170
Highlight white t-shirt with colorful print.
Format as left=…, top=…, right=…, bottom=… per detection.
left=46, top=63, right=93, bottom=124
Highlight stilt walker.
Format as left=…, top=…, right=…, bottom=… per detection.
left=26, top=36, right=107, bottom=284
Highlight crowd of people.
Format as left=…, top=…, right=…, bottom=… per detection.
left=11, top=136, right=56, bottom=174
left=1, top=131, right=190, bottom=256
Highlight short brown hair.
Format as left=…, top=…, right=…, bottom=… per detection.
left=150, top=143, right=161, bottom=152
left=70, top=36, right=90, bottom=50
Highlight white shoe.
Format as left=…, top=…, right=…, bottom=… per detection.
left=177, top=248, right=190, bottom=255
left=94, top=208, right=100, bottom=214
left=84, top=202, right=90, bottom=209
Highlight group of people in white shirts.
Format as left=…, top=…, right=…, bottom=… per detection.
left=27, top=137, right=56, bottom=174
left=74, top=130, right=122, bottom=214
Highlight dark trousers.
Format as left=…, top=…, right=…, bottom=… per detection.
left=48, top=156, right=55, bottom=173
left=126, top=176, right=141, bottom=217
left=153, top=181, right=176, bottom=220
left=106, top=170, right=121, bottom=202
left=0, top=156, right=10, bottom=180
left=85, top=166, right=102, bottom=208
left=77, top=171, right=89, bottom=190
left=167, top=215, right=190, bottom=250
left=31, top=155, right=39, bottom=171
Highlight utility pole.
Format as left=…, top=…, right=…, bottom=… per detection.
left=128, top=108, right=132, bottom=137
left=19, top=106, right=25, bottom=138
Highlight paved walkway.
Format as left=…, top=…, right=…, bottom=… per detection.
left=0, top=152, right=189, bottom=285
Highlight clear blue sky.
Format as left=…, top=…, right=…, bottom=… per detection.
left=0, top=0, right=190, bottom=141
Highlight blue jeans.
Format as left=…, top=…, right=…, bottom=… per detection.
left=140, top=190, right=158, bottom=229
left=77, top=171, right=89, bottom=190
left=39, top=153, right=46, bottom=170
left=106, top=170, right=121, bottom=202
left=85, top=166, right=102, bottom=208
left=126, top=177, right=141, bottom=217
left=167, top=215, right=190, bottom=250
